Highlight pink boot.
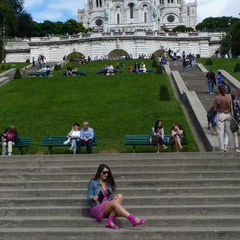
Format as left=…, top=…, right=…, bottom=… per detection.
left=105, top=216, right=119, bottom=230
left=127, top=215, right=146, bottom=227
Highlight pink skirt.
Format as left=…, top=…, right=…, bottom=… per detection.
left=90, top=198, right=109, bottom=222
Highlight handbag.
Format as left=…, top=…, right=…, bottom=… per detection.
left=230, top=117, right=239, bottom=133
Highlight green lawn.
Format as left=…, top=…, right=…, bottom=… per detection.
left=0, top=59, right=198, bottom=154
left=197, top=58, right=240, bottom=80
left=0, top=63, right=29, bottom=74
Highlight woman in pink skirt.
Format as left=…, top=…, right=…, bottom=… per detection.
left=87, top=164, right=146, bottom=229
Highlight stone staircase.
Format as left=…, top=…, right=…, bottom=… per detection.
left=170, top=62, right=238, bottom=110
left=0, top=153, right=240, bottom=239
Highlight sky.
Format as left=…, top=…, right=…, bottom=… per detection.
left=24, top=0, right=240, bottom=23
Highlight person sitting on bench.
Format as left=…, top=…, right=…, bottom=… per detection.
left=78, top=122, right=94, bottom=154
left=1, top=125, right=18, bottom=156
left=171, top=123, right=184, bottom=152
left=63, top=123, right=80, bottom=154
left=152, top=120, right=168, bottom=153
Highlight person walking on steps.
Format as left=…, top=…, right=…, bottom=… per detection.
left=213, top=84, right=235, bottom=152
left=206, top=69, right=216, bottom=96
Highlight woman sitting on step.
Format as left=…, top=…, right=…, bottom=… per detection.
left=87, top=164, right=146, bottom=230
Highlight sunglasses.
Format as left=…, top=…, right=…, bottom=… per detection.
left=102, top=171, right=109, bottom=175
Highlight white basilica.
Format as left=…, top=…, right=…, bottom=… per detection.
left=78, top=0, right=197, bottom=32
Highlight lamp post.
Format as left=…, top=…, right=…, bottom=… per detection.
left=228, top=19, right=232, bottom=58
left=1, top=18, right=6, bottom=63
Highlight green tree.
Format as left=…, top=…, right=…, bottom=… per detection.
left=196, top=16, right=239, bottom=32
left=16, top=11, right=33, bottom=37
left=230, top=20, right=240, bottom=57
left=220, top=18, right=240, bottom=57
left=0, top=0, right=24, bottom=36
left=62, top=19, right=86, bottom=35
left=172, top=25, right=194, bottom=33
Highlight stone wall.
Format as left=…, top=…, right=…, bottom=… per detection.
left=5, top=32, right=221, bottom=63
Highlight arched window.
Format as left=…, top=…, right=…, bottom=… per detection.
left=116, top=6, right=121, bottom=24
left=128, top=3, right=134, bottom=19
left=144, top=12, right=147, bottom=23
left=99, top=0, right=102, bottom=7
left=142, top=4, right=148, bottom=23
left=117, top=14, right=120, bottom=24
left=96, top=0, right=98, bottom=7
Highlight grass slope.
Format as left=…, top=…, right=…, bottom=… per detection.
left=0, top=60, right=198, bottom=154
left=197, top=58, right=240, bottom=80
left=0, top=63, right=28, bottom=74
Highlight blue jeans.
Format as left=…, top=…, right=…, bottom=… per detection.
left=208, top=81, right=214, bottom=94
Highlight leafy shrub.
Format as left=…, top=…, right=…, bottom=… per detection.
left=156, top=65, right=163, bottom=74
left=159, top=85, right=171, bottom=100
left=14, top=68, right=22, bottom=79
left=234, top=63, right=240, bottom=72
left=205, top=58, right=213, bottom=65
left=151, top=53, right=156, bottom=60
left=54, top=64, right=62, bottom=71
left=196, top=54, right=201, bottom=58
left=1, top=65, right=6, bottom=70
left=7, top=65, right=11, bottom=70
left=26, top=59, right=30, bottom=64
left=152, top=59, right=158, bottom=68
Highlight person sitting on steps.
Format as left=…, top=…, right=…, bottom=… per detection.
left=87, top=164, right=146, bottom=229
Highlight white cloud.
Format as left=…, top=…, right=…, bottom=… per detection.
left=25, top=0, right=240, bottom=23
left=186, top=0, right=240, bottom=22
left=24, top=0, right=45, bottom=9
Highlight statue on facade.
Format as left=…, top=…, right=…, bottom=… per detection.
left=103, top=10, right=109, bottom=33
left=152, top=8, right=158, bottom=31
left=152, top=8, right=157, bottom=20
left=104, top=10, right=109, bottom=22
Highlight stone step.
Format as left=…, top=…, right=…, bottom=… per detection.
left=1, top=227, right=240, bottom=240
left=1, top=204, right=240, bottom=217
left=0, top=195, right=240, bottom=207
left=1, top=171, right=240, bottom=181
left=0, top=153, right=240, bottom=165
left=2, top=164, right=240, bottom=174
left=1, top=178, right=240, bottom=189
left=0, top=186, right=239, bottom=198
left=0, top=215, right=240, bottom=228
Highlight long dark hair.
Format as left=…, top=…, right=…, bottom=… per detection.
left=154, top=120, right=162, bottom=133
left=93, top=164, right=116, bottom=191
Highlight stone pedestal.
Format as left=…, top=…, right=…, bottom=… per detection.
left=103, top=23, right=108, bottom=33
left=152, top=20, right=158, bottom=31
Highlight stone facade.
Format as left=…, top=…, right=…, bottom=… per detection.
left=78, top=0, right=197, bottom=32
left=5, top=32, right=223, bottom=63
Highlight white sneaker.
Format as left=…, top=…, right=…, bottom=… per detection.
left=236, top=149, right=240, bottom=153
left=8, top=153, right=12, bottom=156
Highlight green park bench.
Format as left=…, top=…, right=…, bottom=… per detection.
left=28, top=71, right=50, bottom=77
left=146, top=68, right=154, bottom=73
left=14, top=137, right=32, bottom=155
left=76, top=71, right=87, bottom=76
left=41, top=136, right=98, bottom=154
left=124, top=135, right=188, bottom=153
